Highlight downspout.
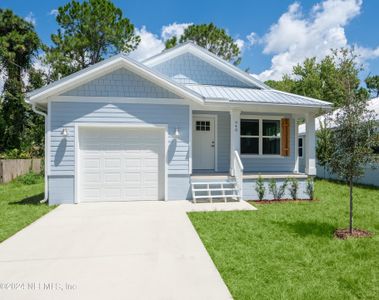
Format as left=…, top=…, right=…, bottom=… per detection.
left=32, top=103, right=48, bottom=203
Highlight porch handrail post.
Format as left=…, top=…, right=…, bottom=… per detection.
left=305, top=112, right=317, bottom=176
left=230, top=110, right=241, bottom=175
left=294, top=117, right=299, bottom=173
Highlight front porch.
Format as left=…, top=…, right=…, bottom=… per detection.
left=190, top=109, right=316, bottom=201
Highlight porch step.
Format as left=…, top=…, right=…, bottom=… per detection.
left=191, top=180, right=241, bottom=203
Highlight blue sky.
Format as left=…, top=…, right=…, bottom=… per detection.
left=2, top=0, right=379, bottom=82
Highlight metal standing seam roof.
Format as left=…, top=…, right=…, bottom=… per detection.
left=298, top=97, right=379, bottom=134
left=184, top=84, right=332, bottom=107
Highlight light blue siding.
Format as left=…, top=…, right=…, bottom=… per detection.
left=49, top=102, right=190, bottom=203
left=193, top=111, right=230, bottom=172
left=243, top=178, right=310, bottom=200
left=152, top=53, right=254, bottom=88
left=241, top=115, right=296, bottom=172
left=168, top=175, right=192, bottom=200
left=48, top=176, right=75, bottom=204
left=62, top=68, right=178, bottom=98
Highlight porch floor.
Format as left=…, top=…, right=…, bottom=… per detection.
left=191, top=171, right=308, bottom=180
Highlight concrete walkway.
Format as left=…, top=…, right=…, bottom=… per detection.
left=0, top=201, right=255, bottom=300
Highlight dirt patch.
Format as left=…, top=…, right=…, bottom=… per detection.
left=249, top=199, right=316, bottom=204
left=334, top=228, right=373, bottom=239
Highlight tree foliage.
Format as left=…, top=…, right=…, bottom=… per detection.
left=0, top=9, right=40, bottom=151
left=365, top=75, right=379, bottom=98
left=45, top=0, right=140, bottom=79
left=320, top=66, right=378, bottom=233
left=165, top=23, right=242, bottom=65
left=265, top=48, right=368, bottom=108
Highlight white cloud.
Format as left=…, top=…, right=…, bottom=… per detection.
left=129, top=23, right=192, bottom=61
left=256, top=0, right=379, bottom=81
left=246, top=32, right=259, bottom=46
left=235, top=39, right=245, bottom=52
left=24, top=12, right=36, bottom=25
left=128, top=26, right=165, bottom=61
left=161, top=22, right=192, bottom=41
left=49, top=9, right=59, bottom=17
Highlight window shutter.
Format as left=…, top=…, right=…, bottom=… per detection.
left=281, top=118, right=290, bottom=156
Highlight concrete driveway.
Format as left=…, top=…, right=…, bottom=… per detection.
left=0, top=201, right=254, bottom=300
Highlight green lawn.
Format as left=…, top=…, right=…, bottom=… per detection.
left=188, top=179, right=379, bottom=300
left=0, top=174, right=55, bottom=242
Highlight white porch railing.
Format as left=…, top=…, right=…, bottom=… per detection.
left=232, top=150, right=244, bottom=201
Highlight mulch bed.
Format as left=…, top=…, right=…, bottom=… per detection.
left=249, top=199, right=316, bottom=204
left=334, top=228, right=373, bottom=239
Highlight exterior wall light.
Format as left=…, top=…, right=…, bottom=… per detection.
left=61, top=128, right=68, bottom=137
left=174, top=127, right=180, bottom=139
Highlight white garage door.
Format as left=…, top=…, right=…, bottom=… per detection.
left=78, top=127, right=165, bottom=202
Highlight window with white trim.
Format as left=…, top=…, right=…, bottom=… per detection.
left=298, top=137, right=303, bottom=157
left=240, top=119, right=281, bottom=155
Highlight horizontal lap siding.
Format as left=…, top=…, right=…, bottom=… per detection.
left=50, top=102, right=190, bottom=176
left=241, top=117, right=296, bottom=172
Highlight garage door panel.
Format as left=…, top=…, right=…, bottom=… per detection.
left=104, top=158, right=122, bottom=168
left=79, top=127, right=164, bottom=202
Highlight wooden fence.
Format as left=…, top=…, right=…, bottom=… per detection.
left=0, top=159, right=42, bottom=183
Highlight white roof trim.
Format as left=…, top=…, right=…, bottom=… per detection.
left=26, top=54, right=205, bottom=104
left=143, top=42, right=270, bottom=90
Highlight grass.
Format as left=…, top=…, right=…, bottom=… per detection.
left=188, top=179, right=379, bottom=300
left=0, top=174, right=55, bottom=242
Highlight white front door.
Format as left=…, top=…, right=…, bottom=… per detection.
left=192, top=116, right=216, bottom=170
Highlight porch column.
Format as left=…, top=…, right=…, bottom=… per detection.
left=230, top=110, right=241, bottom=174
left=294, top=117, right=299, bottom=173
left=305, top=112, right=316, bottom=175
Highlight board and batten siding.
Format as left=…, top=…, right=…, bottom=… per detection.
left=49, top=102, right=191, bottom=203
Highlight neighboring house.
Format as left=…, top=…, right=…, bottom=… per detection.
left=299, top=97, right=379, bottom=187
left=27, top=42, right=331, bottom=204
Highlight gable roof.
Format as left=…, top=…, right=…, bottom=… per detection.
left=27, top=42, right=332, bottom=111
left=299, top=97, right=379, bottom=134
left=143, top=42, right=270, bottom=90
left=26, top=53, right=205, bottom=104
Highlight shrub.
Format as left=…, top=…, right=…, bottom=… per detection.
left=16, top=172, right=42, bottom=185
left=288, top=178, right=299, bottom=200
left=269, top=178, right=288, bottom=200
left=255, top=175, right=266, bottom=200
left=306, top=177, right=314, bottom=200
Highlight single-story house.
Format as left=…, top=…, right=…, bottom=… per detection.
left=299, top=97, right=379, bottom=187
left=27, top=42, right=331, bottom=204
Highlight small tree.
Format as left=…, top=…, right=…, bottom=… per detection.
left=288, top=178, right=299, bottom=200
left=306, top=177, right=314, bottom=200
left=255, top=176, right=266, bottom=201
left=269, top=179, right=288, bottom=200
left=322, top=53, right=378, bottom=235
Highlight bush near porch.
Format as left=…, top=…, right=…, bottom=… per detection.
left=188, top=179, right=379, bottom=300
